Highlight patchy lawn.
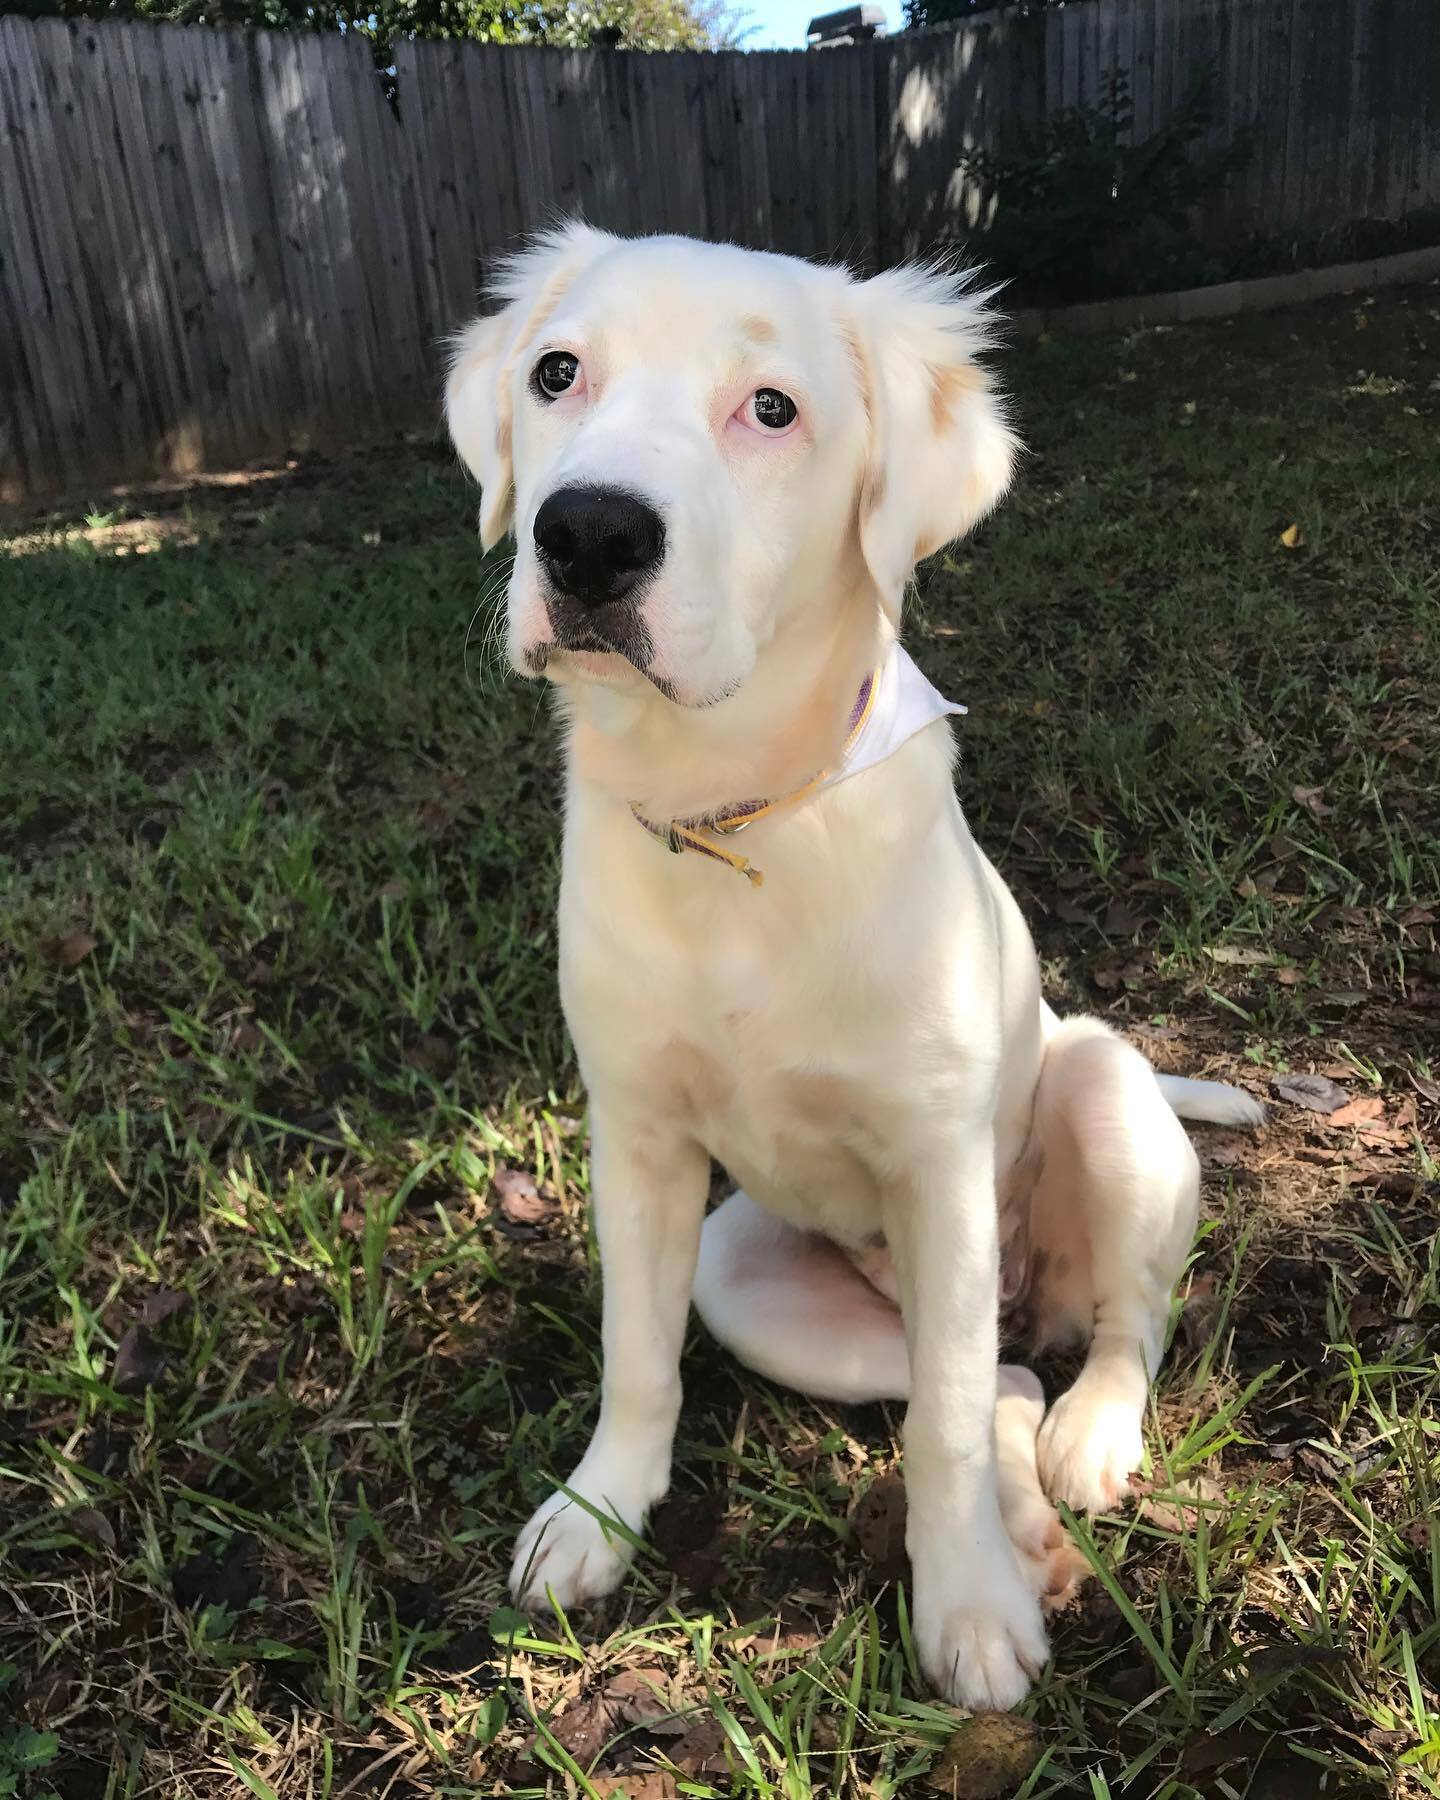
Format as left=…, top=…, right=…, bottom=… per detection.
left=2, top=283, right=1438, bottom=1800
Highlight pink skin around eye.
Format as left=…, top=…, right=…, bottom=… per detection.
left=729, top=390, right=800, bottom=441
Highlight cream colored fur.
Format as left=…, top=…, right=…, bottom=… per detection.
left=446, top=226, right=1263, bottom=1711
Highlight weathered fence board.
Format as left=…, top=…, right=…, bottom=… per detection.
left=2, top=0, right=1438, bottom=500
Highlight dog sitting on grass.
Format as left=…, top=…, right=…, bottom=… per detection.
left=446, top=225, right=1262, bottom=1709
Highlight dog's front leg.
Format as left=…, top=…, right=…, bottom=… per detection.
left=511, top=1105, right=708, bottom=1612
left=884, top=1131, right=1050, bottom=1710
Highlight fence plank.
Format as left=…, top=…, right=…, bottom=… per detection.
left=0, top=21, right=90, bottom=493
left=87, top=22, right=199, bottom=475
left=0, top=24, right=60, bottom=496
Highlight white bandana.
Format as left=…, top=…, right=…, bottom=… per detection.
left=829, top=640, right=967, bottom=790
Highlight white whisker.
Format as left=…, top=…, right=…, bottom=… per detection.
left=463, top=553, right=517, bottom=696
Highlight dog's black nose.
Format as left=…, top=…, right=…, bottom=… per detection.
left=533, top=486, right=665, bottom=608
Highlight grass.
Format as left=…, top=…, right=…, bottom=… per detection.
left=2, top=283, right=1438, bottom=1799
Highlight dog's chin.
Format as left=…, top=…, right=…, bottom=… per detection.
left=560, top=653, right=745, bottom=710
left=519, top=643, right=645, bottom=688
left=516, top=641, right=746, bottom=711
left=560, top=647, right=646, bottom=685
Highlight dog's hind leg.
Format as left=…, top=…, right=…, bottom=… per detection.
left=693, top=1191, right=1083, bottom=1606
left=1027, top=1017, right=1201, bottom=1515
left=693, top=1190, right=910, bottom=1403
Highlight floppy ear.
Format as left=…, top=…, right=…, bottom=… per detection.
left=445, top=222, right=611, bottom=550
left=846, top=264, right=1018, bottom=621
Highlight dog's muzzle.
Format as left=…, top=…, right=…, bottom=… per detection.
left=533, top=483, right=666, bottom=674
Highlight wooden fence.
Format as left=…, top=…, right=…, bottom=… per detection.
left=2, top=0, right=1438, bottom=500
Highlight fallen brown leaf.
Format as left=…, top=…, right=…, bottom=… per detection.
left=1272, top=1072, right=1349, bottom=1113
left=139, top=1286, right=190, bottom=1328
left=666, top=1716, right=730, bottom=1777
left=1326, top=1095, right=1384, bottom=1129
left=1243, top=1643, right=1348, bottom=1678
left=404, top=1033, right=456, bottom=1079
left=1138, top=1474, right=1225, bottom=1534
left=547, top=1692, right=618, bottom=1763
left=493, top=1165, right=554, bottom=1226
left=1181, top=1727, right=1272, bottom=1776
left=66, top=1507, right=116, bottom=1551
left=1292, top=784, right=1332, bottom=818
left=41, top=931, right=97, bottom=968
left=1101, top=897, right=1142, bottom=938
left=111, top=1324, right=166, bottom=1394
left=1199, top=1132, right=1251, bottom=1169
left=22, top=1661, right=83, bottom=1722
left=591, top=1776, right=678, bottom=1800
left=601, top=1668, right=677, bottom=1731
left=1206, top=944, right=1274, bottom=966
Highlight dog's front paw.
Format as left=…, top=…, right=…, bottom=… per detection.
left=1037, top=1382, right=1143, bottom=1515
left=510, top=1474, right=647, bottom=1612
left=912, top=1547, right=1049, bottom=1711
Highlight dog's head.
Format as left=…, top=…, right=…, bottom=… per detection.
left=447, top=226, right=1015, bottom=709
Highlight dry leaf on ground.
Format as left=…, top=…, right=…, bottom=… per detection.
left=1326, top=1094, right=1384, bottom=1129
left=492, top=1165, right=555, bottom=1225
left=1138, top=1474, right=1226, bottom=1533
left=1272, top=1072, right=1349, bottom=1113
left=41, top=931, right=96, bottom=967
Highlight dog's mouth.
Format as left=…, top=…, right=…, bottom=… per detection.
left=527, top=641, right=635, bottom=681
left=526, top=601, right=680, bottom=699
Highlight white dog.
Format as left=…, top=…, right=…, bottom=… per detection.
left=447, top=225, right=1261, bottom=1710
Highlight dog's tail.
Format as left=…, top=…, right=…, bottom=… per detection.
left=1155, top=1073, right=1266, bottom=1128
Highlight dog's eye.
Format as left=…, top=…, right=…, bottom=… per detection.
left=534, top=351, right=581, bottom=400
left=751, top=388, right=797, bottom=431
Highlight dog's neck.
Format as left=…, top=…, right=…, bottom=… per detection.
left=556, top=567, right=887, bottom=822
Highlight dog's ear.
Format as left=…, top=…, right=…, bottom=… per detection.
left=846, top=265, right=1018, bottom=621
left=445, top=223, right=610, bottom=550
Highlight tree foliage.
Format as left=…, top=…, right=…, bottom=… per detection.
left=904, top=0, right=1057, bottom=31
left=8, top=0, right=744, bottom=53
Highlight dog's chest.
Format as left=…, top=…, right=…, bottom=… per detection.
left=651, top=988, right=894, bottom=1251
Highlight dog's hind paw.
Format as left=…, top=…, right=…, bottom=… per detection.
left=1036, top=1383, right=1143, bottom=1515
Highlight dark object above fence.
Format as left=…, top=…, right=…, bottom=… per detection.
left=3, top=0, right=1439, bottom=500
left=807, top=5, right=886, bottom=47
